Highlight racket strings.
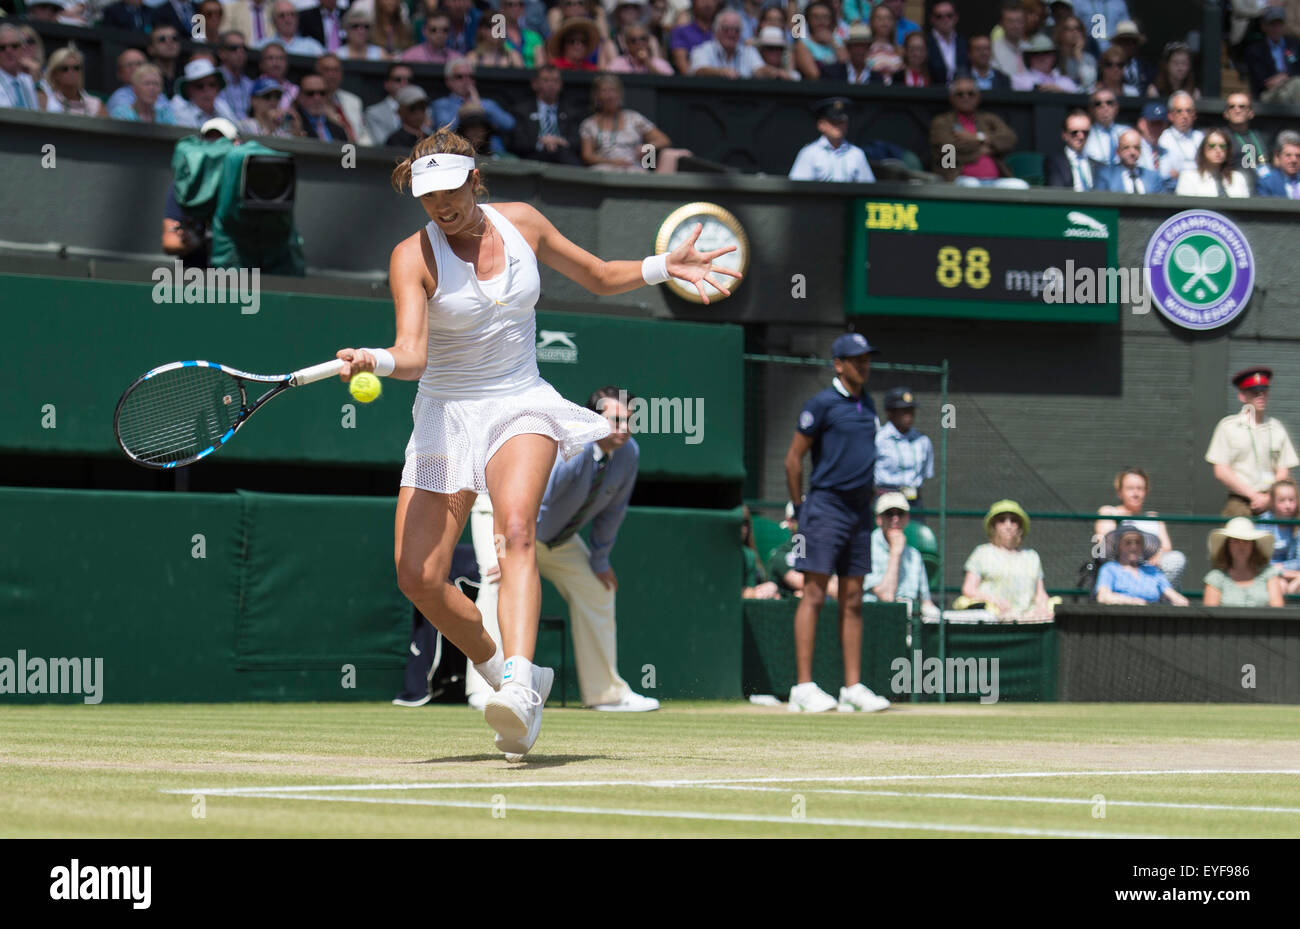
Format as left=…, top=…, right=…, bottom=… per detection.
left=116, top=367, right=246, bottom=465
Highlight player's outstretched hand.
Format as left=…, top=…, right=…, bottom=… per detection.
left=665, top=222, right=742, bottom=305
left=335, top=348, right=376, bottom=382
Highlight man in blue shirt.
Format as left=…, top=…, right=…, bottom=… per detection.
left=1257, top=131, right=1300, bottom=199
left=874, top=386, right=934, bottom=514
left=784, top=333, right=891, bottom=714
left=430, top=59, right=515, bottom=146
left=466, top=387, right=659, bottom=713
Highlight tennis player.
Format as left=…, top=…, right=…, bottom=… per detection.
left=336, top=130, right=737, bottom=760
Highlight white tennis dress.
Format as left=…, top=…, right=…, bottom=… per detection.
left=400, top=203, right=609, bottom=494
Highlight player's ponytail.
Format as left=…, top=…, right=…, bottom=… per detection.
left=391, top=127, right=488, bottom=198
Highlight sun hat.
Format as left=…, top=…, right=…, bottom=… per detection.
left=175, top=58, right=225, bottom=100
left=1109, top=20, right=1145, bottom=43
left=1020, top=33, right=1057, bottom=57
left=756, top=26, right=789, bottom=48
left=1207, top=517, right=1273, bottom=562
left=1105, top=525, right=1160, bottom=561
left=875, top=492, right=911, bottom=516
left=984, top=499, right=1030, bottom=537
left=547, top=17, right=602, bottom=60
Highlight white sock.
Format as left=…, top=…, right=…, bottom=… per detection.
left=501, top=655, right=533, bottom=689
left=474, top=646, right=505, bottom=691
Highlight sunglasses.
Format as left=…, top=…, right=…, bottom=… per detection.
left=1066, top=129, right=1088, bottom=137
left=951, top=89, right=977, bottom=97
left=932, top=11, right=954, bottom=19
left=1092, top=99, right=1116, bottom=106
left=155, top=34, right=180, bottom=42
left=1225, top=102, right=1250, bottom=109
left=301, top=88, right=327, bottom=96
left=1206, top=142, right=1228, bottom=150
left=191, top=79, right=218, bottom=89
left=274, top=11, right=296, bottom=18
left=427, top=25, right=449, bottom=32
left=348, top=22, right=370, bottom=29
left=222, top=44, right=246, bottom=51
left=57, top=63, right=82, bottom=72
left=881, top=509, right=907, bottom=519
left=1102, top=60, right=1123, bottom=68
left=257, top=91, right=283, bottom=100
left=0, top=42, right=24, bottom=51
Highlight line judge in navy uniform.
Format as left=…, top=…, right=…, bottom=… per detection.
left=788, top=97, right=875, bottom=183
left=782, top=333, right=891, bottom=714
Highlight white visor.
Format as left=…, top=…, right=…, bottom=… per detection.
left=411, top=153, right=477, bottom=196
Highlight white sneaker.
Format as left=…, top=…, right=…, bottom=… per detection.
left=591, top=691, right=660, bottom=712
left=466, top=691, right=488, bottom=712
left=838, top=683, right=891, bottom=713
left=788, top=682, right=838, bottom=712
left=484, top=665, right=554, bottom=761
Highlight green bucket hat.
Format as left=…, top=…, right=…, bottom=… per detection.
left=984, top=499, right=1030, bottom=537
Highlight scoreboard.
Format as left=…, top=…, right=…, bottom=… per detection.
left=844, top=199, right=1121, bottom=323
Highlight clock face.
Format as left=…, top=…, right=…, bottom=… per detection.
left=655, top=202, right=749, bottom=304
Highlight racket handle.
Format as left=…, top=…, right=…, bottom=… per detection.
left=291, top=358, right=348, bottom=386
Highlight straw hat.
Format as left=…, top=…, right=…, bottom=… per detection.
left=548, top=17, right=602, bottom=60
left=984, top=499, right=1030, bottom=538
left=1105, top=525, right=1160, bottom=562
left=1207, top=517, right=1273, bottom=561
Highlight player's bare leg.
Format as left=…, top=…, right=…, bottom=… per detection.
left=794, top=571, right=829, bottom=683
left=837, top=575, right=864, bottom=687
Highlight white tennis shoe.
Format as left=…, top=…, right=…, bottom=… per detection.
left=485, top=665, right=554, bottom=761
left=591, top=691, right=660, bottom=712
left=467, top=691, right=488, bottom=712
left=838, top=683, right=891, bottom=713
left=788, top=682, right=839, bottom=712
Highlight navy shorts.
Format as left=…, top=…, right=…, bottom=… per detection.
left=794, top=486, right=874, bottom=578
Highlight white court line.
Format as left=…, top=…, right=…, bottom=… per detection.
left=189, top=790, right=1173, bottom=838
left=162, top=768, right=1300, bottom=796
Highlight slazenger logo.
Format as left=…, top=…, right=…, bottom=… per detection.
left=50, top=859, right=151, bottom=909
left=536, top=330, right=578, bottom=364
left=1064, top=210, right=1109, bottom=239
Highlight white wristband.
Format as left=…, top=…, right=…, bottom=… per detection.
left=361, top=347, right=395, bottom=377
left=641, top=253, right=670, bottom=286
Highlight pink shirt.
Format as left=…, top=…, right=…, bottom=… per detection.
left=957, top=113, right=999, bottom=179
left=401, top=44, right=464, bottom=64
left=608, top=54, right=674, bottom=75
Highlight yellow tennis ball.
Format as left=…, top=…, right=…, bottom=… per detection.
left=349, top=371, right=382, bottom=404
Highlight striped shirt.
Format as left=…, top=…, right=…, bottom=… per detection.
left=874, top=421, right=934, bottom=494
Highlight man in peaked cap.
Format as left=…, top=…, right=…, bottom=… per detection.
left=788, top=97, right=876, bottom=183
left=782, top=332, right=890, bottom=714
left=875, top=386, right=935, bottom=515
left=1206, top=367, right=1300, bottom=517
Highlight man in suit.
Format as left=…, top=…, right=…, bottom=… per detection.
left=100, top=0, right=155, bottom=33
left=363, top=62, right=412, bottom=149
left=295, top=72, right=349, bottom=140
left=510, top=65, right=582, bottom=165
left=300, top=0, right=346, bottom=54
left=221, top=0, right=276, bottom=46
left=1256, top=131, right=1300, bottom=199
left=1046, top=109, right=1104, bottom=190
left=926, top=0, right=967, bottom=85
left=1082, top=88, right=1135, bottom=166
left=967, top=35, right=1011, bottom=91
left=151, top=0, right=194, bottom=38
left=928, top=76, right=1021, bottom=186
left=315, top=53, right=370, bottom=144
left=1095, top=129, right=1163, bottom=194
left=1247, top=7, right=1300, bottom=103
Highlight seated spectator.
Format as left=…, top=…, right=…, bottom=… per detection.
left=1224, top=92, right=1271, bottom=178
left=1092, top=46, right=1139, bottom=97
left=402, top=11, right=465, bottom=65
left=1157, top=90, right=1202, bottom=183
left=818, top=23, right=869, bottom=84
left=465, top=17, right=524, bottom=69
left=197, top=0, right=224, bottom=46
left=925, top=0, right=967, bottom=85
left=104, top=47, right=148, bottom=114
left=580, top=73, right=689, bottom=172
left=608, top=0, right=658, bottom=56
left=240, top=75, right=302, bottom=137
left=1046, top=109, right=1103, bottom=190
left=1108, top=19, right=1154, bottom=92
left=548, top=17, right=605, bottom=71
left=1095, top=128, right=1164, bottom=193
left=457, top=103, right=517, bottom=159
left=1083, top=89, right=1134, bottom=166
left=1093, top=467, right=1186, bottom=587
left=1265, top=478, right=1300, bottom=594
left=172, top=57, right=240, bottom=128
left=256, top=41, right=298, bottom=112
left=1072, top=1, right=1133, bottom=54
left=967, top=34, right=1011, bottom=91
left=216, top=32, right=255, bottom=120
left=370, top=0, right=415, bottom=57
left=894, top=31, right=930, bottom=86
left=749, top=25, right=800, bottom=81
left=929, top=77, right=1023, bottom=188
left=41, top=45, right=104, bottom=117
left=510, top=64, right=583, bottom=165
left=991, top=0, right=1028, bottom=81
left=546, top=0, right=611, bottom=44
left=609, top=22, right=676, bottom=74
left=431, top=59, right=515, bottom=139
left=741, top=507, right=780, bottom=600
left=1054, top=14, right=1096, bottom=90
left=862, top=4, right=902, bottom=82
left=385, top=83, right=430, bottom=148
left=1176, top=129, right=1250, bottom=197
left=150, top=0, right=193, bottom=36
left=1095, top=526, right=1189, bottom=606
left=299, top=0, right=345, bottom=54
left=730, top=0, right=764, bottom=42
left=363, top=63, right=412, bottom=149
left=100, top=0, right=155, bottom=34
left=789, top=95, right=873, bottom=182
left=1257, top=130, right=1300, bottom=198
left=1203, top=518, right=1284, bottom=607
left=689, top=9, right=763, bottom=76
left=878, top=0, right=919, bottom=45
left=1148, top=40, right=1198, bottom=100
left=147, top=25, right=183, bottom=99
left=1012, top=32, right=1078, bottom=91
left=220, top=0, right=275, bottom=47
left=338, top=8, right=389, bottom=62
left=256, top=3, right=327, bottom=56
left=110, top=62, right=177, bottom=123
left=961, top=499, right=1055, bottom=621
left=314, top=54, right=368, bottom=144
left=499, top=0, right=547, bottom=69
left=1246, top=7, right=1300, bottom=104
left=862, top=493, right=939, bottom=618
left=791, top=0, right=846, bottom=80
left=874, top=387, right=933, bottom=511
left=1135, top=99, right=1170, bottom=177
left=440, top=0, right=483, bottom=56
left=670, top=0, right=721, bottom=73
left=295, top=72, right=347, bottom=141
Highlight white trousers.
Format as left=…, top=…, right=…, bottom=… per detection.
left=464, top=494, right=631, bottom=707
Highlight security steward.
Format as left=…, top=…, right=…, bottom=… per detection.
left=1206, top=366, right=1300, bottom=516
left=787, top=96, right=876, bottom=183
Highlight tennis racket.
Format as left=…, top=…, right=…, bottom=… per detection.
left=113, top=358, right=348, bottom=469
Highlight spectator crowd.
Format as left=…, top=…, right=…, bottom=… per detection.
left=2, top=0, right=1300, bottom=193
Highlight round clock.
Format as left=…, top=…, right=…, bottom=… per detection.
left=654, top=202, right=749, bottom=304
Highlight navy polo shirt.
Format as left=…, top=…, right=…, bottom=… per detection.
left=797, top=377, right=878, bottom=492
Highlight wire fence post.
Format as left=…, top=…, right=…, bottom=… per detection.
left=938, top=358, right=949, bottom=703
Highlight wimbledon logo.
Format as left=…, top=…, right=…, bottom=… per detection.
left=1144, top=209, right=1254, bottom=330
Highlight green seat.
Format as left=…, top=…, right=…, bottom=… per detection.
left=1005, top=150, right=1045, bottom=186
left=905, top=521, right=941, bottom=590
left=751, top=515, right=791, bottom=566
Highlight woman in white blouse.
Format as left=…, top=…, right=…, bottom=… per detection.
left=42, top=45, right=104, bottom=117
left=1176, top=128, right=1251, bottom=197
